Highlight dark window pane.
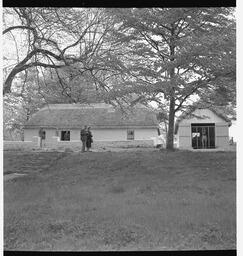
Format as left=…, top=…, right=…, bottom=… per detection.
left=61, top=131, right=70, bottom=141
left=127, top=129, right=134, bottom=140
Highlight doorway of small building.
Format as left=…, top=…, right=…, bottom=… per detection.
left=191, top=123, right=215, bottom=149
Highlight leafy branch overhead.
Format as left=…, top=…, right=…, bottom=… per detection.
left=105, top=8, right=235, bottom=105
left=3, top=7, right=236, bottom=148
left=3, top=8, right=122, bottom=95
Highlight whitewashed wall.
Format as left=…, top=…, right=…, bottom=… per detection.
left=215, top=124, right=229, bottom=148
left=134, top=128, right=158, bottom=140
left=24, top=129, right=56, bottom=141
left=45, top=129, right=56, bottom=141
left=70, top=129, right=80, bottom=141
left=177, top=124, right=191, bottom=148
left=24, top=128, right=157, bottom=142
left=24, top=129, right=38, bottom=141
left=91, top=129, right=126, bottom=141
left=179, top=109, right=224, bottom=125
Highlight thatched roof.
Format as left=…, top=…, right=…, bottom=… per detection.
left=174, top=107, right=232, bottom=134
left=24, top=103, right=159, bottom=129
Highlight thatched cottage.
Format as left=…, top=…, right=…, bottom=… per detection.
left=175, top=107, right=231, bottom=149
left=24, top=103, right=159, bottom=145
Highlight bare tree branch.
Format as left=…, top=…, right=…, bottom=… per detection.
left=3, top=25, right=36, bottom=36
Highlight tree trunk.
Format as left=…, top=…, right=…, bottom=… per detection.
left=166, top=24, right=176, bottom=150
left=166, top=95, right=175, bottom=150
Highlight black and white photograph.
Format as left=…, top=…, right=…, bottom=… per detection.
left=2, top=5, right=237, bottom=253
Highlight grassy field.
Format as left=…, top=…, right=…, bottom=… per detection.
left=4, top=150, right=236, bottom=251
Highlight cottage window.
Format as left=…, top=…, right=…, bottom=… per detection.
left=127, top=129, right=134, bottom=140
left=61, top=131, right=70, bottom=141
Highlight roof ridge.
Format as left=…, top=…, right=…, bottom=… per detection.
left=40, top=103, right=113, bottom=110
left=24, top=105, right=159, bottom=129
left=37, top=104, right=155, bottom=112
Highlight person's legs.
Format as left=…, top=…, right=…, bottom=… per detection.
left=202, top=137, right=207, bottom=148
left=82, top=141, right=86, bottom=152
left=86, top=140, right=92, bottom=152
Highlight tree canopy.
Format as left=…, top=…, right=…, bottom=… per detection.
left=104, top=7, right=236, bottom=148
left=3, top=7, right=236, bottom=146
left=3, top=8, right=121, bottom=96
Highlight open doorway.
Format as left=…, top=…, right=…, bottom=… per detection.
left=191, top=123, right=215, bottom=149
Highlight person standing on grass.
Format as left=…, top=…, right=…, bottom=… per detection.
left=86, top=127, right=93, bottom=152
left=38, top=127, right=44, bottom=148
left=80, top=125, right=88, bottom=152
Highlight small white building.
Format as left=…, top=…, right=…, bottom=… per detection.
left=24, top=103, right=159, bottom=145
left=174, top=108, right=231, bottom=150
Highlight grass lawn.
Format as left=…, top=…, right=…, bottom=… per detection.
left=4, top=150, right=236, bottom=251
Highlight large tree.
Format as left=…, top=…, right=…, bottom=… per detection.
left=105, top=8, right=236, bottom=149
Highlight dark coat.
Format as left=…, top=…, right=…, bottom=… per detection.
left=39, top=129, right=45, bottom=139
left=80, top=129, right=88, bottom=142
left=86, top=131, right=93, bottom=148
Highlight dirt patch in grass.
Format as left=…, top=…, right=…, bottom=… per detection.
left=4, top=150, right=236, bottom=250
